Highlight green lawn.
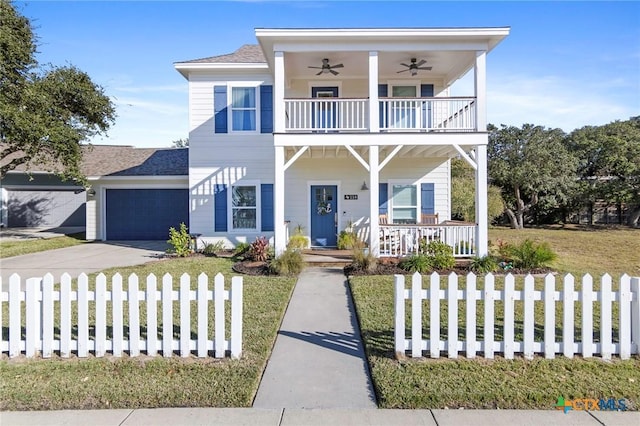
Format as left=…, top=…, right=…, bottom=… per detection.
left=350, top=226, right=640, bottom=409
left=0, top=234, right=85, bottom=259
left=0, top=257, right=296, bottom=410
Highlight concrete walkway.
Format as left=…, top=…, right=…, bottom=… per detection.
left=253, top=267, right=377, bottom=409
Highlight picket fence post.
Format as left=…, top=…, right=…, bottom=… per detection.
left=631, top=277, right=640, bottom=356
left=230, top=275, right=243, bottom=359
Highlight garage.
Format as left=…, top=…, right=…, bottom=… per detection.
left=6, top=189, right=86, bottom=228
left=105, top=189, right=189, bottom=240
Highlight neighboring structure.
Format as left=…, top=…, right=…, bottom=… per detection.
left=174, top=27, right=509, bottom=257
left=1, top=146, right=189, bottom=240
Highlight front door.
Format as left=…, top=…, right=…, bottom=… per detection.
left=312, top=86, right=338, bottom=131
left=310, top=185, right=338, bottom=247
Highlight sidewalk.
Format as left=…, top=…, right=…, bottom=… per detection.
left=1, top=407, right=637, bottom=425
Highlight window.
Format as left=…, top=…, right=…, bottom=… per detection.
left=232, top=185, right=257, bottom=229
left=391, top=184, right=417, bottom=224
left=391, top=85, right=418, bottom=129
left=231, top=87, right=256, bottom=131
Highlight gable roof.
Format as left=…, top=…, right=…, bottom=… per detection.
left=178, top=44, right=266, bottom=64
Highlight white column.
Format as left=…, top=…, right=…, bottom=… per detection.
left=274, top=145, right=286, bottom=255
left=369, top=146, right=380, bottom=256
left=474, top=51, right=487, bottom=131
left=274, top=51, right=285, bottom=133
left=368, top=51, right=379, bottom=132
left=475, top=144, right=488, bottom=256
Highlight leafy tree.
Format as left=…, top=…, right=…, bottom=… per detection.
left=0, top=1, right=115, bottom=182
left=488, top=124, right=578, bottom=229
left=172, top=137, right=189, bottom=148
left=567, top=117, right=640, bottom=226
left=451, top=157, right=505, bottom=223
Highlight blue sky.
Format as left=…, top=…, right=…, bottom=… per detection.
left=15, top=1, right=640, bottom=148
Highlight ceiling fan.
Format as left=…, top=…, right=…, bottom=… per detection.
left=308, top=58, right=344, bottom=75
left=397, top=58, right=432, bottom=76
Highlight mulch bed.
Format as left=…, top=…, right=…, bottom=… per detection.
left=232, top=260, right=273, bottom=276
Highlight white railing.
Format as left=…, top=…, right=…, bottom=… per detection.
left=380, top=97, right=476, bottom=132
left=285, top=98, right=368, bottom=131
left=379, top=224, right=476, bottom=257
left=1, top=272, right=243, bottom=359
left=394, top=272, right=640, bottom=360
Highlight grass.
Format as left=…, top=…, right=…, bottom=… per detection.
left=0, top=234, right=86, bottom=259
left=0, top=257, right=296, bottom=410
left=350, top=226, right=640, bottom=409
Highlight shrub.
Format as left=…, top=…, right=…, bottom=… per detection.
left=202, top=241, right=226, bottom=256
left=419, top=240, right=456, bottom=270
left=337, top=230, right=362, bottom=250
left=287, top=234, right=309, bottom=250
left=400, top=253, right=433, bottom=273
left=248, top=236, right=270, bottom=262
left=233, top=242, right=250, bottom=259
left=351, top=248, right=377, bottom=273
left=268, top=248, right=305, bottom=275
left=167, top=223, right=191, bottom=257
left=470, top=255, right=498, bottom=273
left=502, top=239, right=557, bottom=270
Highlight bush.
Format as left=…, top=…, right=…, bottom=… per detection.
left=419, top=240, right=456, bottom=270
left=167, top=223, right=191, bottom=257
left=501, top=239, right=557, bottom=270
left=268, top=249, right=305, bottom=275
left=248, top=236, right=270, bottom=262
left=337, top=230, right=362, bottom=250
left=470, top=255, right=498, bottom=273
left=287, top=234, right=309, bottom=250
left=400, top=253, right=433, bottom=273
left=202, top=241, right=226, bottom=256
left=233, top=242, right=250, bottom=259
left=351, top=248, right=377, bottom=273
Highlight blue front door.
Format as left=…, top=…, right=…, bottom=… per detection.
left=310, top=185, right=337, bottom=247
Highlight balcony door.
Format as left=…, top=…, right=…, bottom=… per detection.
left=312, top=86, right=338, bottom=131
left=391, top=85, right=417, bottom=129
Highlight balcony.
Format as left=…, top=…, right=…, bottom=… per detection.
left=284, top=97, right=476, bottom=133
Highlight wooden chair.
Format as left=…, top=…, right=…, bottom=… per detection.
left=421, top=213, right=439, bottom=225
left=379, top=213, right=388, bottom=224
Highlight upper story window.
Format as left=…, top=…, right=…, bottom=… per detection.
left=231, top=87, right=256, bottom=131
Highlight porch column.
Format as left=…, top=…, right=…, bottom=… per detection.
left=274, top=145, right=286, bottom=255
left=369, top=145, right=380, bottom=256
left=475, top=144, right=488, bottom=256
left=368, top=51, right=379, bottom=132
left=474, top=51, right=487, bottom=131
left=274, top=51, right=285, bottom=133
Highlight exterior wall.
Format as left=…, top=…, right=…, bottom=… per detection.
left=86, top=177, right=188, bottom=241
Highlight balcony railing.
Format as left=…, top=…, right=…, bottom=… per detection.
left=283, top=97, right=476, bottom=132
left=379, top=224, right=476, bottom=257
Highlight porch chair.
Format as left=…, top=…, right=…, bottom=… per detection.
left=379, top=213, right=388, bottom=224
left=421, top=213, right=439, bottom=225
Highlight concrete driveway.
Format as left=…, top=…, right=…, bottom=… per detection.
left=1, top=241, right=169, bottom=290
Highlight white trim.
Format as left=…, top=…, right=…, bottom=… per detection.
left=2, top=185, right=84, bottom=191
left=88, top=176, right=188, bottom=182
left=307, top=180, right=341, bottom=246
left=228, top=84, right=261, bottom=134
left=308, top=81, right=342, bottom=96
left=228, top=180, right=262, bottom=234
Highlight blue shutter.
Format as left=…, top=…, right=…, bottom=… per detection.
left=379, top=183, right=388, bottom=215
left=214, top=86, right=228, bottom=134
left=261, top=184, right=274, bottom=231
left=421, top=183, right=435, bottom=215
left=260, top=85, right=273, bottom=133
left=421, top=84, right=434, bottom=130
left=214, top=184, right=227, bottom=232
left=378, top=84, right=388, bottom=129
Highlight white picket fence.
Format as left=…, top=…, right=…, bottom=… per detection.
left=1, top=272, right=242, bottom=359
left=394, top=272, right=640, bottom=360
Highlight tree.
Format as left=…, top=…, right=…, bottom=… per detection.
left=0, top=1, right=115, bottom=182
left=171, top=137, right=189, bottom=148
left=450, top=157, right=505, bottom=223
left=568, top=117, right=640, bottom=226
left=488, top=124, right=578, bottom=229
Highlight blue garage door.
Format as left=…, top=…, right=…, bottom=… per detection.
left=106, top=189, right=189, bottom=240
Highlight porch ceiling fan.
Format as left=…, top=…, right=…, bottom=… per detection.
left=308, top=58, right=344, bottom=76
left=397, top=58, right=432, bottom=76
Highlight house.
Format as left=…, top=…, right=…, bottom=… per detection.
left=174, top=27, right=510, bottom=257
left=1, top=146, right=189, bottom=241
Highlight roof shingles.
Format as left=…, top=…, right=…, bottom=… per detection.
left=179, top=44, right=265, bottom=64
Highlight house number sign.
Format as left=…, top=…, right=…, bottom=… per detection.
left=344, top=194, right=358, bottom=200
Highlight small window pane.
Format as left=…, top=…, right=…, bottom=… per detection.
left=233, top=209, right=256, bottom=229
left=232, top=186, right=256, bottom=207
left=392, top=86, right=417, bottom=97
left=392, top=185, right=416, bottom=206
left=232, top=110, right=256, bottom=131
left=232, top=87, right=256, bottom=108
